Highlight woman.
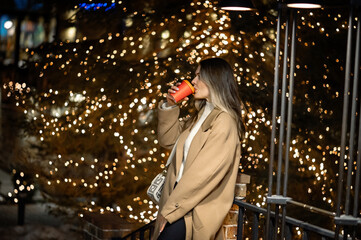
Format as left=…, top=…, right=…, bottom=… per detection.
left=153, top=57, right=244, bottom=240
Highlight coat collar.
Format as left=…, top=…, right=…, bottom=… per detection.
left=194, top=100, right=221, bottom=132
left=201, top=107, right=221, bottom=132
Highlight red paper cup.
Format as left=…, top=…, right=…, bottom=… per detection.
left=170, top=80, right=195, bottom=103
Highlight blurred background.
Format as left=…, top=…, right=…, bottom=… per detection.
left=0, top=0, right=359, bottom=239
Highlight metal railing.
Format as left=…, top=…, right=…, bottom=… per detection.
left=234, top=199, right=358, bottom=240
left=112, top=197, right=360, bottom=240
left=113, top=221, right=155, bottom=240
left=263, top=3, right=361, bottom=239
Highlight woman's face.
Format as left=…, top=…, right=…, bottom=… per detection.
left=192, top=66, right=210, bottom=101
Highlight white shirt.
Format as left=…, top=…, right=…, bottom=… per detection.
left=176, top=102, right=214, bottom=182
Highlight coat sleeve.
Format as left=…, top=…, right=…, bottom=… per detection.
left=160, top=112, right=240, bottom=223
left=157, top=100, right=184, bottom=149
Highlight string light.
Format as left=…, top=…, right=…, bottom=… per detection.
left=2, top=0, right=356, bottom=227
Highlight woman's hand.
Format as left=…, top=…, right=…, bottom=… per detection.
left=151, top=214, right=168, bottom=240
left=166, top=82, right=189, bottom=106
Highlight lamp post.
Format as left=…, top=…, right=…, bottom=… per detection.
left=220, top=0, right=322, bottom=239
left=334, top=0, right=361, bottom=239
left=264, top=4, right=297, bottom=239
left=263, top=2, right=325, bottom=239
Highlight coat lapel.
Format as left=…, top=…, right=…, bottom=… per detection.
left=175, top=128, right=189, bottom=173
left=174, top=106, right=206, bottom=172
left=184, top=108, right=221, bottom=168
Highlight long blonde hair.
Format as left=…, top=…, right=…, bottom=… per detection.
left=187, top=58, right=245, bottom=138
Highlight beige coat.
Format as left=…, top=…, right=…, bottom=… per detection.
left=155, top=101, right=241, bottom=240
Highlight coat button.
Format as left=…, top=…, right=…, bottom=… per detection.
left=175, top=203, right=179, bottom=208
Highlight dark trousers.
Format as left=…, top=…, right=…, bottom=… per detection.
left=157, top=182, right=186, bottom=240
left=157, top=217, right=186, bottom=240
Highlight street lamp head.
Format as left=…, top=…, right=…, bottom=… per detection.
left=286, top=0, right=322, bottom=9
left=219, top=0, right=256, bottom=11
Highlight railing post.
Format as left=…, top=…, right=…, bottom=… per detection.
left=270, top=218, right=275, bottom=240
left=237, top=206, right=245, bottom=240
left=285, top=224, right=292, bottom=240
left=149, top=225, right=154, bottom=240
left=273, top=206, right=280, bottom=240
left=226, top=173, right=250, bottom=240
left=252, top=213, right=259, bottom=240
left=139, top=230, right=144, bottom=240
